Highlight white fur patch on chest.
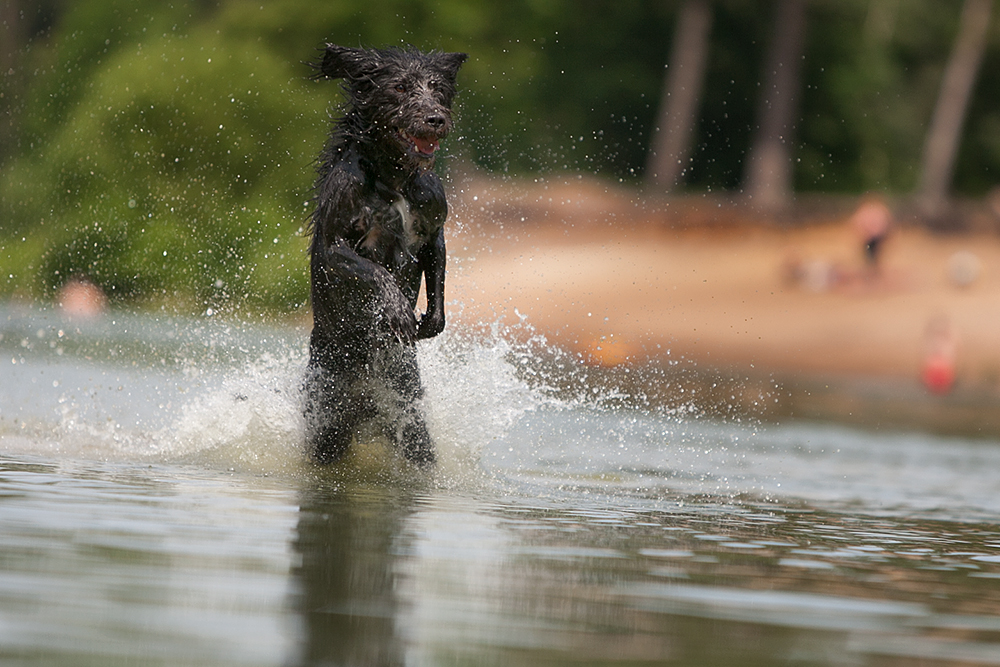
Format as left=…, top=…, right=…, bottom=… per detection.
left=393, top=196, right=420, bottom=247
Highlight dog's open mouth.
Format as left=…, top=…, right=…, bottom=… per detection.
left=400, top=131, right=441, bottom=157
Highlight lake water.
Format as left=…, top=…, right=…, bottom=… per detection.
left=4, top=304, right=1000, bottom=666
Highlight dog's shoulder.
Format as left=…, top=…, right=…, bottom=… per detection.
left=313, top=144, right=371, bottom=237
left=317, top=144, right=365, bottom=201
left=404, top=171, right=448, bottom=232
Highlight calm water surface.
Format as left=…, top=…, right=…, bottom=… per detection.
left=4, top=305, right=1000, bottom=666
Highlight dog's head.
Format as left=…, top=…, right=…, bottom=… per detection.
left=314, top=45, right=467, bottom=170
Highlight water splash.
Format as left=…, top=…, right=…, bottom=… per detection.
left=2, top=303, right=758, bottom=497
left=163, top=349, right=308, bottom=474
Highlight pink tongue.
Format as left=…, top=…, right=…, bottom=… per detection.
left=412, top=136, right=439, bottom=155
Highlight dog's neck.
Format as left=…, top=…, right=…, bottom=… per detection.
left=337, top=113, right=432, bottom=192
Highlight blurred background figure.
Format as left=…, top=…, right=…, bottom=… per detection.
left=849, top=196, right=893, bottom=279
left=947, top=249, right=982, bottom=288
left=921, top=315, right=958, bottom=395
left=57, top=277, right=108, bottom=319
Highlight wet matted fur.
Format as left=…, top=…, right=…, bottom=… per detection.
left=303, top=44, right=467, bottom=465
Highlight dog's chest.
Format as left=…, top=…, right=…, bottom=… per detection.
left=357, top=192, right=427, bottom=263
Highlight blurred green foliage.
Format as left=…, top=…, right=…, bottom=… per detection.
left=1, top=0, right=998, bottom=314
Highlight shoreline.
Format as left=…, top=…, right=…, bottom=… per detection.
left=446, top=176, right=1000, bottom=437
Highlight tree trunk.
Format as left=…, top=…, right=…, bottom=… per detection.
left=742, top=0, right=808, bottom=214
left=863, top=0, right=900, bottom=46
left=0, top=0, right=26, bottom=167
left=645, top=0, right=713, bottom=192
left=917, top=0, right=993, bottom=227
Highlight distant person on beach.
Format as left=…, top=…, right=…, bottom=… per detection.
left=57, top=277, right=107, bottom=319
left=849, top=196, right=893, bottom=277
left=922, top=315, right=958, bottom=395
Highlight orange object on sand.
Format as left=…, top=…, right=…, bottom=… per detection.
left=584, top=337, right=635, bottom=367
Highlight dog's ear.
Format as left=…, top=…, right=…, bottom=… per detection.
left=313, top=44, right=366, bottom=81
left=435, top=52, right=468, bottom=81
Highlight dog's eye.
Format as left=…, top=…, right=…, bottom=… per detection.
left=394, top=84, right=407, bottom=93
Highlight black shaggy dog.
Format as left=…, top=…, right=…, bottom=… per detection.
left=303, top=44, right=467, bottom=465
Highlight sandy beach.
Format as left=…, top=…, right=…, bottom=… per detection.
left=445, top=176, right=1000, bottom=433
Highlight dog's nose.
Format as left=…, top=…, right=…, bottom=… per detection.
left=425, top=114, right=446, bottom=129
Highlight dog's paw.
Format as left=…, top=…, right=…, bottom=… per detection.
left=416, top=311, right=444, bottom=340
left=381, top=299, right=418, bottom=344
left=397, top=312, right=418, bottom=343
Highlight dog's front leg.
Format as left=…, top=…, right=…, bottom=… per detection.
left=319, top=238, right=418, bottom=344
left=416, top=227, right=446, bottom=340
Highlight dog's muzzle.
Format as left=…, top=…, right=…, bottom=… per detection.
left=398, top=112, right=451, bottom=159
left=399, top=130, right=441, bottom=157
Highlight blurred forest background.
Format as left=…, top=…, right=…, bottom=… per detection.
left=1, top=0, right=999, bottom=315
